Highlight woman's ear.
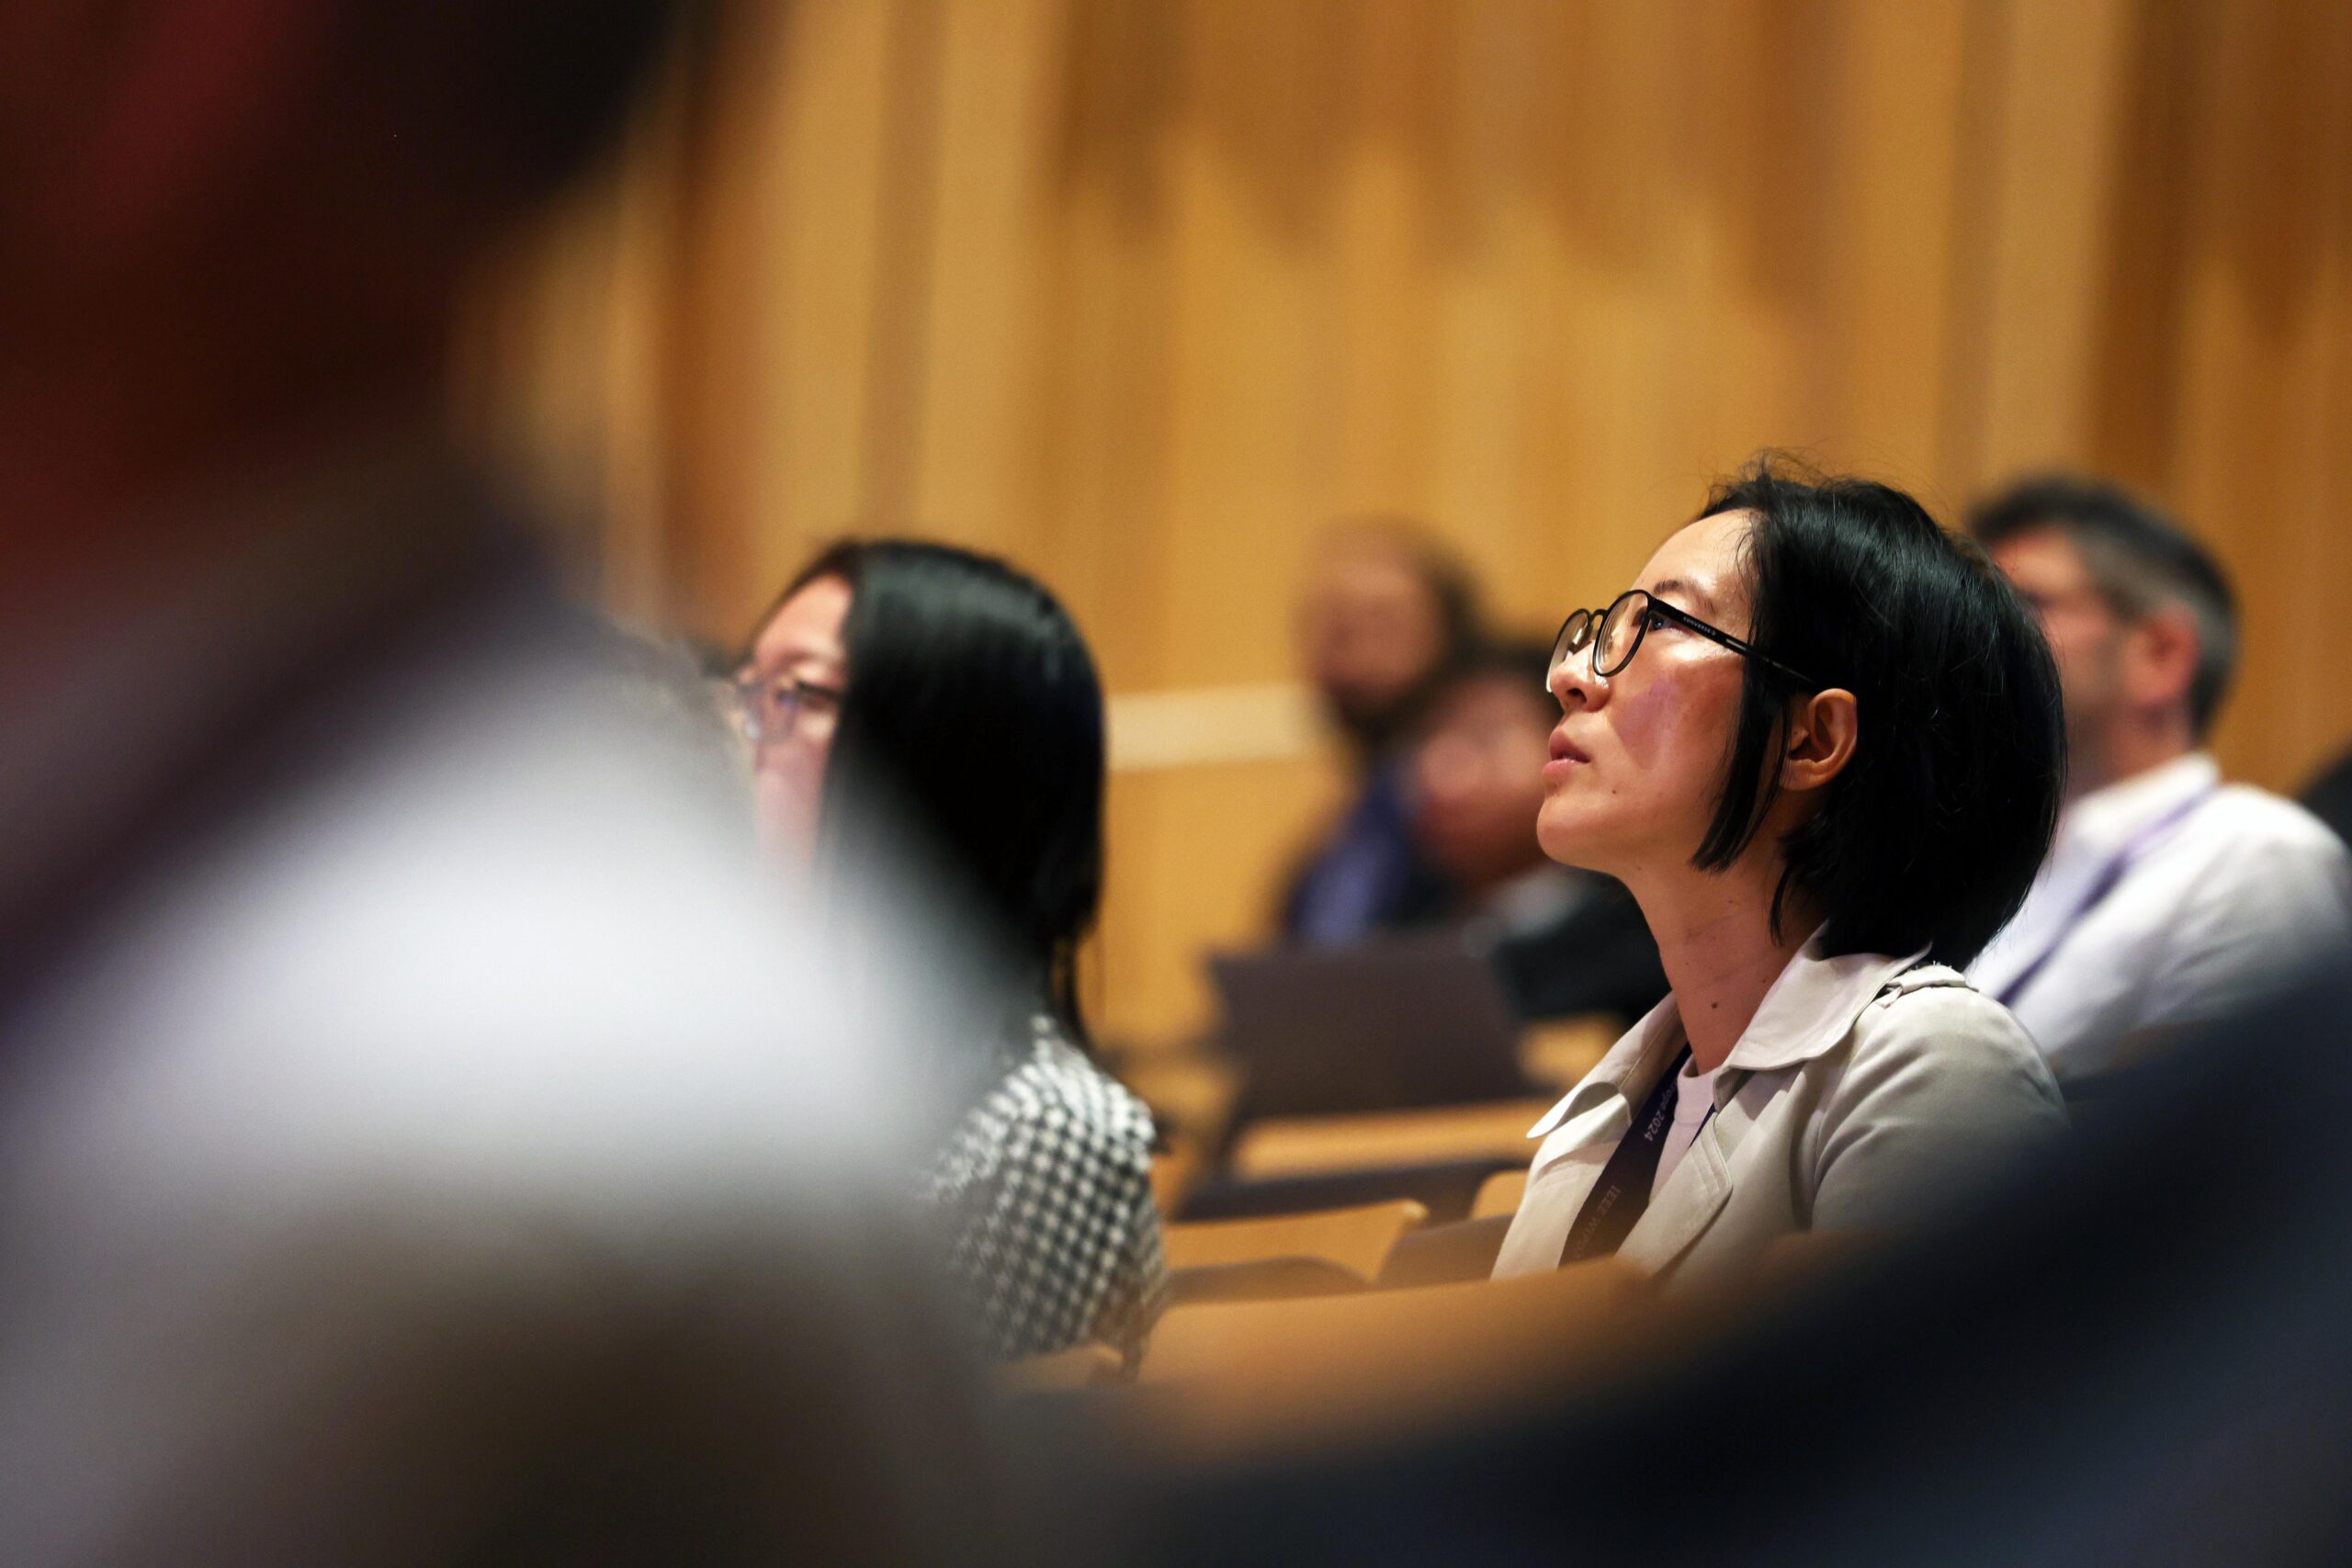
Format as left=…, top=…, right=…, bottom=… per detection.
left=1781, top=688, right=1860, bottom=794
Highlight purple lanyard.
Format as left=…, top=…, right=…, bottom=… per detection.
left=1995, top=785, right=2219, bottom=1008
left=1558, top=1045, right=1695, bottom=1267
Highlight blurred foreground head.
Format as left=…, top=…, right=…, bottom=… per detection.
left=0, top=6, right=1036, bottom=1563
left=1297, top=519, right=1483, bottom=761
left=0, top=0, right=684, bottom=553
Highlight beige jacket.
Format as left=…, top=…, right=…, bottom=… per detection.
left=1493, top=939, right=2065, bottom=1290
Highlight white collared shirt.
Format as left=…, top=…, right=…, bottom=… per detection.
left=1494, top=935, right=2064, bottom=1283
left=1650, top=1056, right=1724, bottom=1198
left=1970, top=754, right=2352, bottom=1083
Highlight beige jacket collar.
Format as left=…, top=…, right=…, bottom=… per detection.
left=1503, top=933, right=1970, bottom=1281
left=1524, top=931, right=1934, bottom=1140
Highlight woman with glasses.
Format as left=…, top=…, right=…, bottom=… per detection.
left=738, top=541, right=1167, bottom=1365
left=1491, top=459, right=2069, bottom=1287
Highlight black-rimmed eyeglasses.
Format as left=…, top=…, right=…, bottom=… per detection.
left=1548, top=589, right=1821, bottom=689
left=730, top=672, right=846, bottom=748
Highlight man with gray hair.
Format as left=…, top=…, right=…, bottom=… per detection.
left=1967, top=477, right=2351, bottom=1086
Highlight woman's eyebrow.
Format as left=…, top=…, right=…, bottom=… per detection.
left=784, top=649, right=846, bottom=674
left=751, top=645, right=846, bottom=679
left=1646, top=576, right=1715, bottom=613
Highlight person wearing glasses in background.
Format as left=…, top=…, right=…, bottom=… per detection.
left=1492, top=461, right=2068, bottom=1288
left=739, top=542, right=1169, bottom=1367
left=1966, top=478, right=2352, bottom=1089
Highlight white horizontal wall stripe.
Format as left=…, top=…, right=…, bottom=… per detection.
left=1106, top=682, right=1321, bottom=773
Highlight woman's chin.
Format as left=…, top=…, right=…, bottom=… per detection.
left=1534, top=818, right=1604, bottom=874
left=1541, top=791, right=1651, bottom=872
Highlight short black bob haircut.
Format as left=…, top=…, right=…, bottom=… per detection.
left=761, top=540, right=1106, bottom=1042
left=1690, top=457, right=2065, bottom=969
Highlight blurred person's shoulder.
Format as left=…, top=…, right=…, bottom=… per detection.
left=2199, top=781, right=2350, bottom=873
left=933, top=1018, right=1156, bottom=1184
left=2117, top=777, right=2351, bottom=887
left=1013, top=1021, right=1156, bottom=1147
left=2123, top=780, right=2352, bottom=945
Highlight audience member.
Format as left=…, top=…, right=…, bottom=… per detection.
left=1405, top=638, right=1666, bottom=1025
left=1967, top=477, right=2352, bottom=1085
left=1491, top=460, right=2067, bottom=1288
left=1281, top=519, right=1483, bottom=944
left=741, top=541, right=1169, bottom=1366
left=0, top=6, right=1018, bottom=1564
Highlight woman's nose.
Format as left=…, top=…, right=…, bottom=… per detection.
left=1548, top=647, right=1604, bottom=712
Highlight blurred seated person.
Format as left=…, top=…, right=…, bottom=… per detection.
left=1492, top=461, right=2068, bottom=1289
left=1281, top=518, right=1484, bottom=944
left=1967, top=477, right=2352, bottom=1085
left=1405, top=638, right=1667, bottom=1025
left=740, top=542, right=1169, bottom=1365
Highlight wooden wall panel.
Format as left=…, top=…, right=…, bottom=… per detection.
left=469, top=0, right=2352, bottom=1044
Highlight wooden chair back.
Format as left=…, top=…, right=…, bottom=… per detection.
left=1227, top=1099, right=1553, bottom=1182
left=1162, top=1199, right=1430, bottom=1280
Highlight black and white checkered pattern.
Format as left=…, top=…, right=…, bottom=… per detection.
left=922, top=1016, right=1169, bottom=1366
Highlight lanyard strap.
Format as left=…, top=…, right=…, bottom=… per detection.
left=1559, top=1044, right=1692, bottom=1267
left=1995, top=785, right=2219, bottom=1008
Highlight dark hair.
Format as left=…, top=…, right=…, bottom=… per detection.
left=327, top=1, right=698, bottom=218
left=1690, top=457, right=2065, bottom=969
left=1969, top=475, right=2238, bottom=739
left=757, top=541, right=1106, bottom=1042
